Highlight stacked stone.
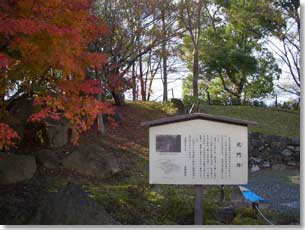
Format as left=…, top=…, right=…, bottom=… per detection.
left=248, top=132, right=300, bottom=171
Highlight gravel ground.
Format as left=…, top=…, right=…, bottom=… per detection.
left=247, top=169, right=300, bottom=220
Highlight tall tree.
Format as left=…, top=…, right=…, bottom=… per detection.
left=181, top=0, right=282, bottom=104
left=179, top=0, right=206, bottom=99
left=93, top=0, right=163, bottom=104
left=161, top=6, right=168, bottom=102
left=157, top=0, right=180, bottom=102
left=0, top=0, right=112, bottom=149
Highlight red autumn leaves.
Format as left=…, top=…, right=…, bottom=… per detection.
left=0, top=0, right=114, bottom=150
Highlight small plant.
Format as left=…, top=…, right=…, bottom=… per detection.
left=151, top=102, right=177, bottom=115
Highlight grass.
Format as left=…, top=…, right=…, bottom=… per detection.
left=117, top=101, right=300, bottom=138
left=199, top=105, right=299, bottom=138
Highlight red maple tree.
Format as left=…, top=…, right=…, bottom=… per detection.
left=0, top=0, right=113, bottom=149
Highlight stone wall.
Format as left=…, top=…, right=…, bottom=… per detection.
left=248, top=132, right=300, bottom=170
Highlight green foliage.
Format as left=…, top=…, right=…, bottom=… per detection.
left=86, top=185, right=154, bottom=224
left=86, top=184, right=194, bottom=224
left=233, top=206, right=281, bottom=225
left=182, top=74, right=237, bottom=105
left=182, top=74, right=206, bottom=103
left=199, top=26, right=280, bottom=101
left=157, top=187, right=194, bottom=224
left=232, top=208, right=262, bottom=225
left=150, top=101, right=178, bottom=115
left=86, top=183, right=235, bottom=225
left=232, top=216, right=261, bottom=225
left=180, top=0, right=282, bottom=103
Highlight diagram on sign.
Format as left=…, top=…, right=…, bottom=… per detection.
left=157, top=159, right=180, bottom=175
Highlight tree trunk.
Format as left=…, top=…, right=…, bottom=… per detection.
left=132, top=63, right=136, bottom=101
left=147, top=77, right=154, bottom=101
left=111, top=65, right=126, bottom=106
left=139, top=56, right=146, bottom=101
left=112, top=91, right=125, bottom=106
left=95, top=66, right=105, bottom=134
left=207, top=90, right=211, bottom=105
left=96, top=93, right=105, bottom=134
left=194, top=185, right=204, bottom=225
left=235, top=95, right=242, bottom=105
left=161, top=8, right=168, bottom=103
left=193, top=47, right=199, bottom=98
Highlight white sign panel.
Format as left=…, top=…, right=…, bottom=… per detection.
left=149, top=119, right=248, bottom=185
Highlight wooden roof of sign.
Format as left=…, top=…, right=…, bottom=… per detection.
left=141, top=113, right=257, bottom=127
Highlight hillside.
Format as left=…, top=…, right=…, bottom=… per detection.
left=106, top=101, right=300, bottom=140
left=200, top=104, right=300, bottom=138
left=0, top=101, right=300, bottom=225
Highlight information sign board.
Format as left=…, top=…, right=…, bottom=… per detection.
left=149, top=119, right=248, bottom=184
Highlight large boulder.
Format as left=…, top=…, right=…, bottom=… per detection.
left=62, top=144, right=120, bottom=180
left=0, top=181, right=44, bottom=224
left=0, top=153, right=36, bottom=185
left=36, top=149, right=62, bottom=170
left=281, top=148, right=293, bottom=157
left=31, top=184, right=118, bottom=224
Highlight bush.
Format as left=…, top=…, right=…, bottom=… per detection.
left=158, top=188, right=194, bottom=224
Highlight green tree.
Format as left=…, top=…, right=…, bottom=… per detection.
left=181, top=0, right=281, bottom=104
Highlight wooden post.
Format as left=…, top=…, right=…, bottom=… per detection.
left=194, top=185, right=203, bottom=225
left=220, top=185, right=224, bottom=203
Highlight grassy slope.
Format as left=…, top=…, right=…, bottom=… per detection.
left=200, top=105, right=300, bottom=138
left=110, top=101, right=300, bottom=138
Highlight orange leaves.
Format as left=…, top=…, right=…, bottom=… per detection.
left=29, top=80, right=113, bottom=145
left=0, top=53, right=11, bottom=69
left=85, top=52, right=108, bottom=69
left=80, top=80, right=103, bottom=95
left=57, top=79, right=104, bottom=96
left=0, top=123, right=20, bottom=151
left=0, top=0, right=114, bottom=149
left=0, top=53, right=12, bottom=78
left=0, top=19, right=42, bottom=36
left=107, top=72, right=127, bottom=93
left=0, top=0, right=107, bottom=78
